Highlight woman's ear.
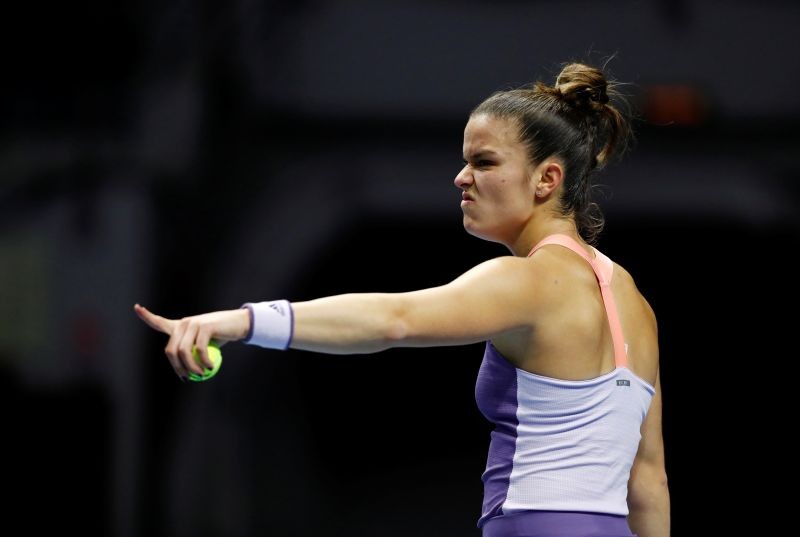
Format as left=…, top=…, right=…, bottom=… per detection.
left=534, top=160, right=564, bottom=198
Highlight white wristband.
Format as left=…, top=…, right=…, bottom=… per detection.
left=240, top=300, right=294, bottom=350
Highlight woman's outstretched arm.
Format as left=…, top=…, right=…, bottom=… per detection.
left=135, top=255, right=544, bottom=378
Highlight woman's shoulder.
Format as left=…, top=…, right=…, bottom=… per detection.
left=485, top=252, right=574, bottom=281
left=609, top=260, right=658, bottom=337
left=469, top=254, right=568, bottom=304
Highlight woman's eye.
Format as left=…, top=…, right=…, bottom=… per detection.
left=462, top=159, right=494, bottom=168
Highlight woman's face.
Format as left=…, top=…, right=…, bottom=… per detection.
left=454, top=113, right=538, bottom=244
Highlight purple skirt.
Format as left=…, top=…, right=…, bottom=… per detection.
left=481, top=510, right=636, bottom=537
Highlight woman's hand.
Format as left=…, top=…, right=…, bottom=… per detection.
left=134, top=304, right=250, bottom=380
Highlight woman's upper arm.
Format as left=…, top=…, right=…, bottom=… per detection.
left=392, top=256, right=543, bottom=346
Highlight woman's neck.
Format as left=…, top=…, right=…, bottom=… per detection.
left=507, top=219, right=582, bottom=257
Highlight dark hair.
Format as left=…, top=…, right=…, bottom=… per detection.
left=471, top=62, right=631, bottom=244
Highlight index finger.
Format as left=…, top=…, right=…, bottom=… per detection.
left=134, top=304, right=176, bottom=336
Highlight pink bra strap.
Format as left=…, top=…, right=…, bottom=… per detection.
left=528, top=234, right=628, bottom=368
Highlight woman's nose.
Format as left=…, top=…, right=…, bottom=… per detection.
left=454, top=165, right=473, bottom=189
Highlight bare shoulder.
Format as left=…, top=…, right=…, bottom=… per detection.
left=470, top=254, right=556, bottom=285
left=497, top=249, right=579, bottom=291
left=460, top=253, right=568, bottom=310
left=612, top=262, right=658, bottom=329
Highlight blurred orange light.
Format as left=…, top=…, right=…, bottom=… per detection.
left=642, top=84, right=710, bottom=127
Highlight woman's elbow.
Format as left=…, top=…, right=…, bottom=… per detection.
left=628, top=467, right=669, bottom=509
left=384, top=316, right=410, bottom=344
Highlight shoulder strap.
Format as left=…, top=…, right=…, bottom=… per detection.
left=528, top=234, right=628, bottom=368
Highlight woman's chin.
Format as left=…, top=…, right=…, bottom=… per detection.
left=463, top=220, right=498, bottom=243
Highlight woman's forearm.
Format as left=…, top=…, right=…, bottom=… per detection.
left=290, top=293, right=407, bottom=354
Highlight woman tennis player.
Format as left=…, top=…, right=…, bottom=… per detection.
left=136, top=61, right=670, bottom=537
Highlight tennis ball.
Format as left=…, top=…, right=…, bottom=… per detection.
left=188, top=341, right=222, bottom=382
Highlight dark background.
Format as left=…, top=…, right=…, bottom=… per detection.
left=1, top=1, right=796, bottom=535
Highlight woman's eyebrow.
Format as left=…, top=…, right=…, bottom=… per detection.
left=463, top=149, right=500, bottom=160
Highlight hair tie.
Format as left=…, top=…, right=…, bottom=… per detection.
left=585, top=87, right=608, bottom=104
left=573, top=87, right=609, bottom=105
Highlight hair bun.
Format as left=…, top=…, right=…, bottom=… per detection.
left=554, top=63, right=610, bottom=109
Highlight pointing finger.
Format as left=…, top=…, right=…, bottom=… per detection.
left=134, top=304, right=176, bottom=336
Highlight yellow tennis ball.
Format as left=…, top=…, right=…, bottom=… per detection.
left=188, top=341, right=222, bottom=382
